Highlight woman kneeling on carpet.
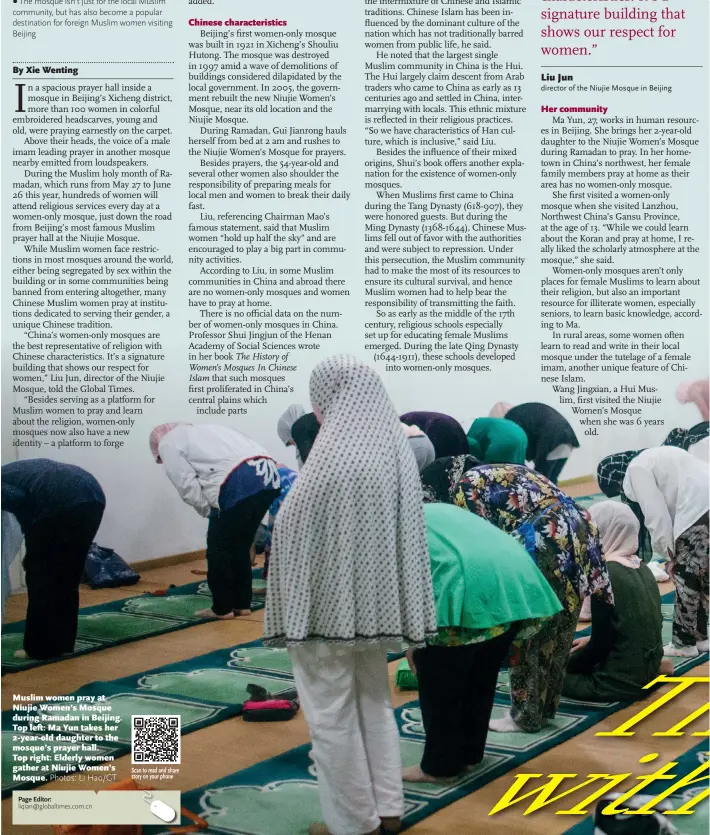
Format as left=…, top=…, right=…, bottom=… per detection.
left=563, top=501, right=669, bottom=703
left=442, top=464, right=613, bottom=734
left=403, top=503, right=562, bottom=783
left=264, top=356, right=437, bottom=835
left=150, top=422, right=281, bottom=619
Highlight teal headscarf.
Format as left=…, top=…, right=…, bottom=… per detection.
left=424, top=503, right=562, bottom=632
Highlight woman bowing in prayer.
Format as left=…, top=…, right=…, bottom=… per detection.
left=1, top=459, right=106, bottom=660
left=420, top=454, right=482, bottom=505
left=466, top=416, right=528, bottom=465
left=491, top=401, right=579, bottom=483
left=597, top=445, right=709, bottom=658
left=663, top=422, right=709, bottom=463
left=262, top=465, right=297, bottom=580
left=150, top=423, right=281, bottom=619
left=277, top=404, right=321, bottom=468
left=563, top=501, right=667, bottom=703
left=401, top=423, right=436, bottom=473
left=403, top=503, right=561, bottom=783
left=265, top=355, right=437, bottom=835
left=447, top=464, right=613, bottom=733
left=400, top=411, right=469, bottom=459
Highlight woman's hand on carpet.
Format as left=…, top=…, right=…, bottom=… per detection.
left=570, top=636, right=590, bottom=655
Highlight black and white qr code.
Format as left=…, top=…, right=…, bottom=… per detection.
left=131, top=715, right=181, bottom=764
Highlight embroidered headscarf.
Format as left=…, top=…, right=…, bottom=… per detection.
left=149, top=423, right=187, bottom=463
left=264, top=355, right=437, bottom=648
left=596, top=450, right=645, bottom=498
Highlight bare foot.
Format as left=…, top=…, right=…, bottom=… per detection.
left=660, top=658, right=675, bottom=675
left=234, top=609, right=251, bottom=617
left=402, top=764, right=455, bottom=784
left=195, top=608, right=235, bottom=620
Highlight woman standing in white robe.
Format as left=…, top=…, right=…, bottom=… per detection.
left=264, top=355, right=437, bottom=835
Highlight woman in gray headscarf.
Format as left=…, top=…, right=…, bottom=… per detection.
left=402, top=423, right=436, bottom=472
left=265, top=355, right=437, bottom=835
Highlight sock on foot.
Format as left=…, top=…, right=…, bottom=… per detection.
left=663, top=642, right=699, bottom=657
left=489, top=711, right=524, bottom=733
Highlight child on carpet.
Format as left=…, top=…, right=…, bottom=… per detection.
left=402, top=503, right=561, bottom=783
left=597, top=446, right=709, bottom=658
left=150, top=423, right=281, bottom=619
left=490, top=401, right=579, bottom=483
left=264, top=355, right=437, bottom=835
left=441, top=464, right=613, bottom=734
left=563, top=501, right=669, bottom=703
left=1, top=459, right=106, bottom=660
left=399, top=411, right=469, bottom=459
left=465, top=416, right=528, bottom=465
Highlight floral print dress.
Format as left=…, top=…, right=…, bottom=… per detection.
left=453, top=464, right=613, bottom=731
left=454, top=464, right=612, bottom=613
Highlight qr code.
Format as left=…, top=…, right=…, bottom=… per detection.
left=131, top=715, right=181, bottom=764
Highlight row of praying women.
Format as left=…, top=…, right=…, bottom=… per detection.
left=260, top=359, right=708, bottom=835
left=2, top=360, right=706, bottom=835
left=277, top=400, right=581, bottom=483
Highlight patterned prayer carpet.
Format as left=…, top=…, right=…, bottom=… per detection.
left=106, top=581, right=698, bottom=835
left=0, top=493, right=617, bottom=677
left=142, top=630, right=707, bottom=835
left=3, top=588, right=704, bottom=805
left=561, top=740, right=709, bottom=835
left=2, top=641, right=404, bottom=797
left=1, top=571, right=266, bottom=675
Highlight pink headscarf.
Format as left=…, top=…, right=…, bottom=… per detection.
left=489, top=402, right=513, bottom=418
left=401, top=422, right=426, bottom=438
left=149, top=423, right=187, bottom=462
left=676, top=380, right=709, bottom=421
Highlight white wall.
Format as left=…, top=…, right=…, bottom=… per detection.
left=2, top=0, right=707, bottom=565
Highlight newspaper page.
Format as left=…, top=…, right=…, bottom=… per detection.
left=1, top=0, right=708, bottom=831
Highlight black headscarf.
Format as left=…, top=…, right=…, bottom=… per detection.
left=400, top=411, right=469, bottom=459
left=421, top=454, right=481, bottom=504
left=291, top=412, right=320, bottom=466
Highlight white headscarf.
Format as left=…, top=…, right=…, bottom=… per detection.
left=277, top=404, right=306, bottom=445
left=490, top=402, right=513, bottom=418
left=590, top=501, right=641, bottom=568
left=264, top=355, right=437, bottom=648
